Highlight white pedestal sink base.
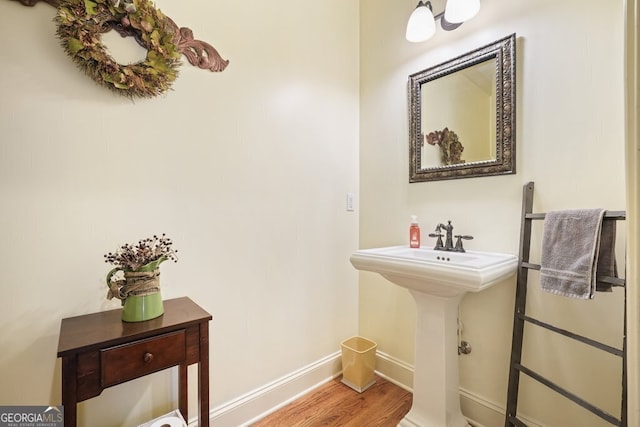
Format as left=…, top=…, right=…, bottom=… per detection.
left=398, top=291, right=470, bottom=427
left=349, top=246, right=517, bottom=427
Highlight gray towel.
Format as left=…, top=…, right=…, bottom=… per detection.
left=540, top=209, right=617, bottom=299
left=595, top=218, right=617, bottom=292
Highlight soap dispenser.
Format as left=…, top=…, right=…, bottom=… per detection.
left=410, top=215, right=420, bottom=248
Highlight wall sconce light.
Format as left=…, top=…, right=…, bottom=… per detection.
left=406, top=0, right=480, bottom=43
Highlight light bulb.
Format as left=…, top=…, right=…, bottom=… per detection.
left=444, top=0, right=480, bottom=24
left=406, top=1, right=436, bottom=43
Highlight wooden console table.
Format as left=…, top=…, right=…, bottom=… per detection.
left=57, top=297, right=212, bottom=427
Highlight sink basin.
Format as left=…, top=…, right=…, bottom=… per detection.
left=350, top=245, right=517, bottom=426
left=349, top=245, right=518, bottom=297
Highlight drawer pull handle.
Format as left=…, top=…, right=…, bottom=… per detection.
left=144, top=352, right=154, bottom=363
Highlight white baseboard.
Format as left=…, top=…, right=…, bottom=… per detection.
left=202, top=352, right=342, bottom=427
left=374, top=350, right=545, bottom=427
left=374, top=350, right=414, bottom=392
left=460, top=386, right=544, bottom=427
left=199, top=349, right=545, bottom=427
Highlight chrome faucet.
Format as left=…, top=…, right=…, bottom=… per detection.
left=437, top=221, right=455, bottom=251
left=430, top=221, right=474, bottom=252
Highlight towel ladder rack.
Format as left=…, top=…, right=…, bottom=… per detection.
left=505, top=182, right=627, bottom=427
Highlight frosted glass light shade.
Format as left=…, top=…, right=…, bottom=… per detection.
left=444, top=0, right=480, bottom=24
left=406, top=2, right=436, bottom=43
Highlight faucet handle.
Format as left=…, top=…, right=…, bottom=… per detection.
left=428, top=233, right=444, bottom=250
left=453, top=235, right=474, bottom=252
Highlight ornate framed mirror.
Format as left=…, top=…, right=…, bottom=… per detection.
left=409, top=34, right=516, bottom=182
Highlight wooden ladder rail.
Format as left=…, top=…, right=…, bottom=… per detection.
left=504, top=182, right=627, bottom=427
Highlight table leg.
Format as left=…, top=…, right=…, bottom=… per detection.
left=61, top=356, right=78, bottom=427
left=199, top=321, right=210, bottom=427
left=178, top=364, right=188, bottom=421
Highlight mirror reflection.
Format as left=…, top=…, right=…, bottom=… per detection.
left=409, top=34, right=516, bottom=182
left=421, top=59, right=496, bottom=167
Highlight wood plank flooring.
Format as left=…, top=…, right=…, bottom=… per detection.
left=251, top=375, right=412, bottom=427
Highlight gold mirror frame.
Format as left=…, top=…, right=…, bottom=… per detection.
left=409, top=34, right=516, bottom=182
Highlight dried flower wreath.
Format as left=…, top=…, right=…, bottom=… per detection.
left=55, top=0, right=182, bottom=98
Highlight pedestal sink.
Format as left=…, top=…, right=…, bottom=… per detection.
left=350, top=245, right=517, bottom=427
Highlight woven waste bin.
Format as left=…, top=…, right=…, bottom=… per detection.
left=340, top=336, right=377, bottom=393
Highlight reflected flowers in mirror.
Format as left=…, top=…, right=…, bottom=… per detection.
left=425, top=127, right=465, bottom=166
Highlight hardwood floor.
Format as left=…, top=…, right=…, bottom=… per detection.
left=250, top=375, right=412, bottom=427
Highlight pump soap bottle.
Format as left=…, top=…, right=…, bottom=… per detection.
left=410, top=215, right=420, bottom=248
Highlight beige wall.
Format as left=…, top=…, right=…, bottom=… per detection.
left=625, top=0, right=640, bottom=425
left=0, top=0, right=632, bottom=426
left=360, top=0, right=626, bottom=426
left=0, top=1, right=359, bottom=426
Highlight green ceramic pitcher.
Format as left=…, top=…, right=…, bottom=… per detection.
left=106, top=257, right=165, bottom=322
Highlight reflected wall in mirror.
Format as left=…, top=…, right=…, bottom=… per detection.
left=409, top=34, right=516, bottom=182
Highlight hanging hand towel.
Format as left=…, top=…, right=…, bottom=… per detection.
left=540, top=208, right=615, bottom=299
left=595, top=218, right=617, bottom=292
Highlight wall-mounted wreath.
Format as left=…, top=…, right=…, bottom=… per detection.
left=13, top=0, right=229, bottom=98
left=56, top=0, right=181, bottom=98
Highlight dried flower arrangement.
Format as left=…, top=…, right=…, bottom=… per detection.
left=425, top=127, right=465, bottom=166
left=104, top=234, right=178, bottom=272
left=55, top=0, right=182, bottom=98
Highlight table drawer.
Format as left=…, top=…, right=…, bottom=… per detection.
left=101, top=330, right=186, bottom=388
